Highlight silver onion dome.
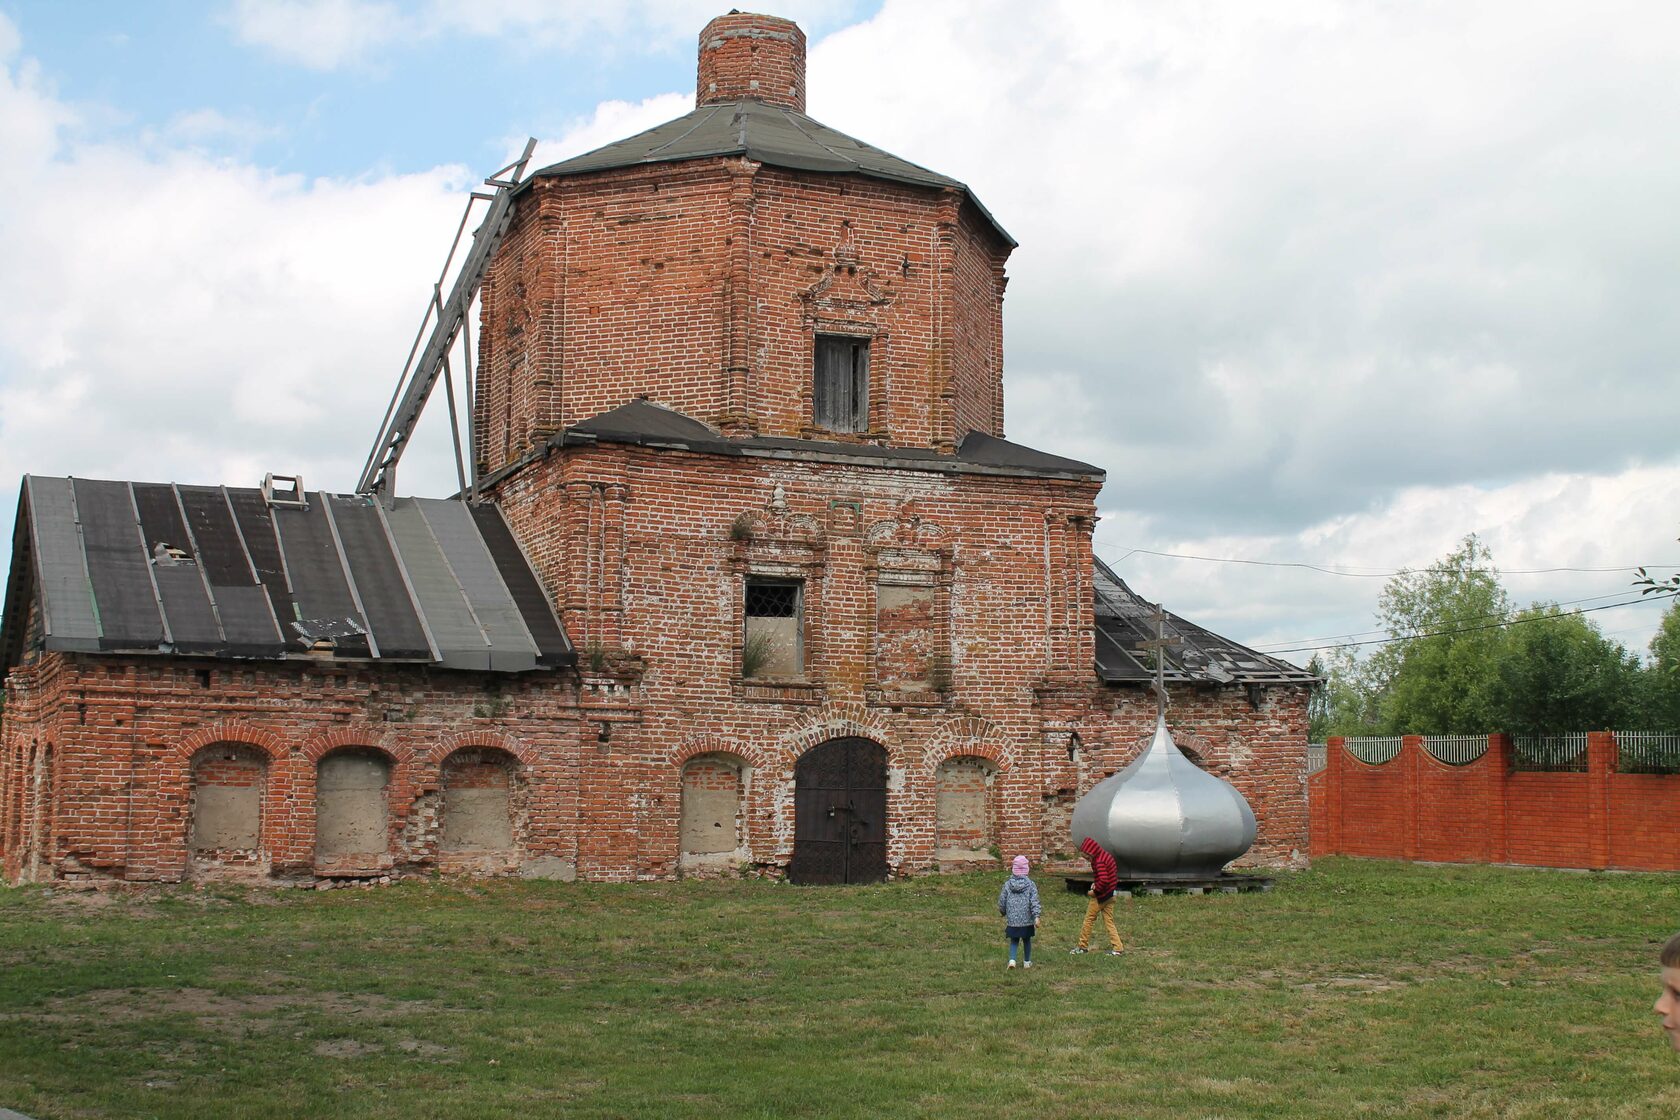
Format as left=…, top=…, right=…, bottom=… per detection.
left=1070, top=717, right=1257, bottom=879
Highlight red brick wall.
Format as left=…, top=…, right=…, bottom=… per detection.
left=1307, top=732, right=1680, bottom=871
left=0, top=655, right=590, bottom=885
left=0, top=11, right=1314, bottom=887
left=0, top=442, right=1314, bottom=886
left=1609, top=773, right=1680, bottom=871
left=697, top=13, right=806, bottom=112
left=474, top=164, right=1010, bottom=473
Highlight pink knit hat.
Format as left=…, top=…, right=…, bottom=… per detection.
left=1011, top=855, right=1029, bottom=876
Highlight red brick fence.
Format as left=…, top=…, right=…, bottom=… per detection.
left=1307, top=733, right=1680, bottom=872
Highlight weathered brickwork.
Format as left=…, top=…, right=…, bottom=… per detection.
left=698, top=11, right=807, bottom=112
left=473, top=166, right=1009, bottom=471
left=1308, top=733, right=1680, bottom=871
left=0, top=11, right=1313, bottom=887
left=0, top=656, right=593, bottom=884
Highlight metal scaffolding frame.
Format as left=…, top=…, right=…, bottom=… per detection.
left=357, top=138, right=537, bottom=500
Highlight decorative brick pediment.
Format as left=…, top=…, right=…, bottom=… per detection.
left=799, top=225, right=894, bottom=330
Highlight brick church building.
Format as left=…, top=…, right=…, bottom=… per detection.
left=0, top=13, right=1315, bottom=887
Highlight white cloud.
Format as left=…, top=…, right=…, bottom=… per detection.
left=159, top=107, right=287, bottom=148
left=221, top=0, right=863, bottom=69
left=2, top=1, right=1677, bottom=665
left=222, top=0, right=409, bottom=70
left=806, top=0, right=1680, bottom=654
left=0, top=31, right=473, bottom=522
left=1103, top=464, right=1680, bottom=665
left=529, top=92, right=694, bottom=166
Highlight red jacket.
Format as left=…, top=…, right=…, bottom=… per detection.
left=1081, top=837, right=1119, bottom=902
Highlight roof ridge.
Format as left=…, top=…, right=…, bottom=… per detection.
left=647, top=100, right=724, bottom=160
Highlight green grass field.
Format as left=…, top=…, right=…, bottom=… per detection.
left=1, top=858, right=1676, bottom=1118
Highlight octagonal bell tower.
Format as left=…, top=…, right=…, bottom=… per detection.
left=472, top=11, right=1015, bottom=483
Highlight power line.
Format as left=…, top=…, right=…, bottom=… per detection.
left=1250, top=589, right=1652, bottom=652
left=1113, top=547, right=1676, bottom=579
left=1262, top=594, right=1670, bottom=658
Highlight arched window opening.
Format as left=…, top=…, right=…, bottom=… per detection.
left=679, top=753, right=746, bottom=875
left=189, top=744, right=266, bottom=852
left=439, top=748, right=520, bottom=873
left=188, top=743, right=268, bottom=876
left=935, top=755, right=998, bottom=863
left=315, top=748, right=392, bottom=871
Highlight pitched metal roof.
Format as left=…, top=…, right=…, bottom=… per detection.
left=555, top=399, right=1102, bottom=480
left=528, top=99, right=1015, bottom=247
left=1092, top=557, right=1319, bottom=687
left=2, top=477, right=573, bottom=672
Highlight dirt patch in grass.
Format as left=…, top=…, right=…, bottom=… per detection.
left=1299, top=975, right=1408, bottom=993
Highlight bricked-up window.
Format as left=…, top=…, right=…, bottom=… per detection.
left=744, top=578, right=803, bottom=677
left=876, top=583, right=937, bottom=691
left=813, top=335, right=869, bottom=433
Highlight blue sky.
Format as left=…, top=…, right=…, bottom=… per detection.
left=1, top=0, right=1677, bottom=668
left=4, top=1, right=877, bottom=176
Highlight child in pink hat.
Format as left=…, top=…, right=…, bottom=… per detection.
left=997, top=855, right=1042, bottom=969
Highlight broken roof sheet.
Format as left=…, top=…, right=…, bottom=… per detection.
left=528, top=99, right=1014, bottom=247
left=1092, top=558, right=1319, bottom=687
left=556, top=399, right=1103, bottom=480
left=2, top=476, right=574, bottom=672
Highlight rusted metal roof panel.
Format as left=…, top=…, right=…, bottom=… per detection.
left=1092, top=558, right=1319, bottom=687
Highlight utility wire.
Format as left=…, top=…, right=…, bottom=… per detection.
left=1249, top=589, right=1652, bottom=653
left=1262, top=594, right=1668, bottom=657
left=1114, top=547, right=1676, bottom=579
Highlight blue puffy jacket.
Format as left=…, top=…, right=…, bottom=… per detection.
left=997, top=875, right=1042, bottom=927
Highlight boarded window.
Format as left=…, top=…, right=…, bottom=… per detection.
left=744, top=579, right=802, bottom=678
left=316, top=749, right=391, bottom=862
left=876, top=583, right=937, bottom=691
left=680, top=754, right=745, bottom=870
left=935, top=756, right=997, bottom=858
left=440, top=749, right=516, bottom=852
left=189, top=744, right=266, bottom=853
left=813, top=335, right=869, bottom=433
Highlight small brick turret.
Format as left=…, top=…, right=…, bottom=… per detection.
left=697, top=11, right=806, bottom=111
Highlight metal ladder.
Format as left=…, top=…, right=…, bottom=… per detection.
left=356, top=138, right=538, bottom=499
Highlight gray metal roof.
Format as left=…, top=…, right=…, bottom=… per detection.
left=557, top=399, right=1103, bottom=480
left=528, top=99, right=1014, bottom=247
left=2, top=477, right=573, bottom=672
left=1093, top=558, right=1319, bottom=687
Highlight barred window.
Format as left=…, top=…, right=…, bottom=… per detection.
left=744, top=579, right=803, bottom=678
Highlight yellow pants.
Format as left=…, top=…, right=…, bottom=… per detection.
left=1077, top=895, right=1124, bottom=951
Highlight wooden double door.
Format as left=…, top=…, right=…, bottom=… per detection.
left=789, top=737, right=888, bottom=885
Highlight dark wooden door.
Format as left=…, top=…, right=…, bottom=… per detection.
left=790, top=738, right=888, bottom=885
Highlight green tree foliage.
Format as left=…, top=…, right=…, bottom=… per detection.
left=1307, top=536, right=1661, bottom=736
left=1486, top=604, right=1640, bottom=736
left=1368, top=535, right=1510, bottom=734
left=1636, top=599, right=1680, bottom=729
left=1308, top=646, right=1383, bottom=739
